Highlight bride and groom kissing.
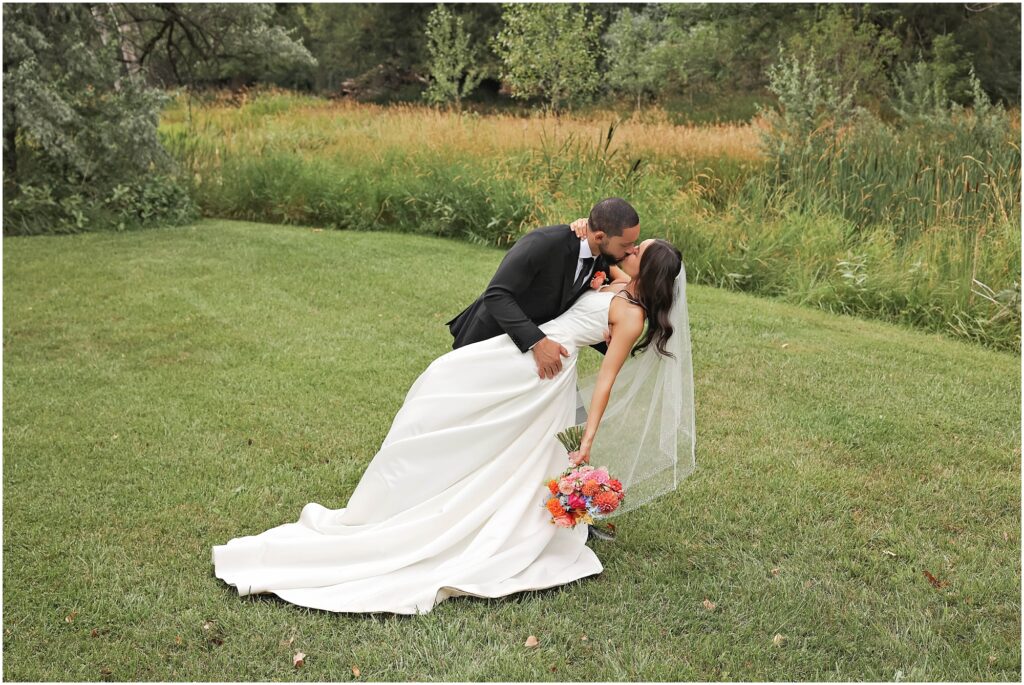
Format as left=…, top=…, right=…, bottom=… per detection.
left=212, top=197, right=695, bottom=615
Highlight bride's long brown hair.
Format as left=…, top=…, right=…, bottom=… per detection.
left=632, top=240, right=683, bottom=358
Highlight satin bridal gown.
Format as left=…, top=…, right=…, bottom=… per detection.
left=212, top=288, right=621, bottom=615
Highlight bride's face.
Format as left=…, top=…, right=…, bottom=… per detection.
left=619, top=239, right=655, bottom=279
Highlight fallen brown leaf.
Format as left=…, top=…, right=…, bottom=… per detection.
left=923, top=569, right=949, bottom=589
left=175, top=635, right=183, bottom=645
left=293, top=651, right=305, bottom=668
left=702, top=598, right=717, bottom=611
left=65, top=610, right=78, bottom=623
left=100, top=667, right=112, bottom=677
left=351, top=665, right=361, bottom=677
left=772, top=633, right=786, bottom=647
left=580, top=634, right=588, bottom=641
left=770, top=567, right=780, bottom=576
left=524, top=635, right=539, bottom=648
left=91, top=628, right=100, bottom=638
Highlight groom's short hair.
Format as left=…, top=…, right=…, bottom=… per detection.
left=588, top=198, right=639, bottom=236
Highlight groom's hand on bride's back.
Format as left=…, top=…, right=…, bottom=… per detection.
left=531, top=337, right=570, bottom=379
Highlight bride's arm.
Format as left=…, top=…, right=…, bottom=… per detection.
left=576, top=301, right=645, bottom=463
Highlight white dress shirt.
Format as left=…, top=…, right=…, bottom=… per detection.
left=574, top=238, right=595, bottom=283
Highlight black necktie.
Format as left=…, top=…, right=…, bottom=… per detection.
left=573, top=257, right=594, bottom=291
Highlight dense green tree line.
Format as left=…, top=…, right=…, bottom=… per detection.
left=260, top=3, right=1020, bottom=112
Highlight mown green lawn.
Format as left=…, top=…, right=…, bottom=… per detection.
left=3, top=220, right=1020, bottom=681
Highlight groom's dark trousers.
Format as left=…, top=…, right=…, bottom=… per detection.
left=446, top=224, right=611, bottom=422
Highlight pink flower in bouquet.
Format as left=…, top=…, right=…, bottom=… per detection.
left=589, top=467, right=610, bottom=485
left=555, top=515, right=575, bottom=528
left=567, top=493, right=587, bottom=510
left=558, top=478, right=575, bottom=495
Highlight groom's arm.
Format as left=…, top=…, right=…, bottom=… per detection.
left=482, top=231, right=549, bottom=353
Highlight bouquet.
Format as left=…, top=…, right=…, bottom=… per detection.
left=541, top=424, right=625, bottom=536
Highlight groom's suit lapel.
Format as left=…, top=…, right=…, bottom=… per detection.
left=558, top=235, right=580, bottom=309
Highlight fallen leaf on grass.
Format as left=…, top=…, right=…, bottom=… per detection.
left=772, top=634, right=786, bottom=647
left=293, top=651, right=305, bottom=668
left=524, top=635, right=539, bottom=647
left=882, top=550, right=896, bottom=557
left=100, top=667, right=112, bottom=677
left=65, top=610, right=78, bottom=623
left=580, top=634, right=588, bottom=641
left=922, top=569, right=949, bottom=589
left=770, top=567, right=780, bottom=576
left=702, top=598, right=716, bottom=611
left=175, top=635, right=183, bottom=645
left=280, top=637, right=295, bottom=647
left=351, top=665, right=361, bottom=677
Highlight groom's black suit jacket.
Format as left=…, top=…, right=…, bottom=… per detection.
left=446, top=224, right=611, bottom=355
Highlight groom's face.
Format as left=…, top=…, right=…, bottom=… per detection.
left=595, top=224, right=641, bottom=264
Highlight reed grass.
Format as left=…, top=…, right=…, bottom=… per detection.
left=157, top=88, right=1020, bottom=352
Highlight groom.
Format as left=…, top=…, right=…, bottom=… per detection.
left=446, top=197, right=641, bottom=380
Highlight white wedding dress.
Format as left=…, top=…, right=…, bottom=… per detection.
left=212, top=288, right=621, bottom=615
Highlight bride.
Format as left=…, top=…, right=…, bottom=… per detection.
left=211, top=236, right=695, bottom=615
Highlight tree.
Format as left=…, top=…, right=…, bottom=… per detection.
left=422, top=4, right=483, bottom=111
left=2, top=3, right=315, bottom=234
left=603, top=7, right=670, bottom=112
left=784, top=5, right=901, bottom=113
left=491, top=3, right=603, bottom=112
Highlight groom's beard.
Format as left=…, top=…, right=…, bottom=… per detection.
left=598, top=248, right=623, bottom=266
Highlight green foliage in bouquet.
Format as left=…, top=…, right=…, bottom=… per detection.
left=555, top=423, right=586, bottom=452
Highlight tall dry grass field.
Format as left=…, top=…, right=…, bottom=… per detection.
left=159, top=89, right=1020, bottom=351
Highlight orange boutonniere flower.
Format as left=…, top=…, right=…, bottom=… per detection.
left=589, top=271, right=606, bottom=290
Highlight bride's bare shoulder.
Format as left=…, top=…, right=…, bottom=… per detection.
left=607, top=292, right=645, bottom=333
left=597, top=282, right=629, bottom=294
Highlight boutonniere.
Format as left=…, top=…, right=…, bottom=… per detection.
left=589, top=270, right=606, bottom=290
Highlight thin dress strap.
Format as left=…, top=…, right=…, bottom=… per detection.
left=612, top=290, right=646, bottom=310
